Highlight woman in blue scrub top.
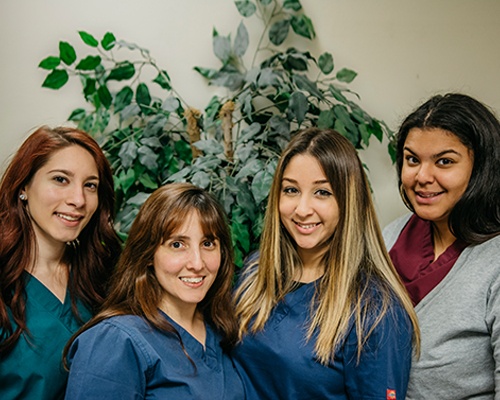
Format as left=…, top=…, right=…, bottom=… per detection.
left=233, top=128, right=420, bottom=399
left=64, top=183, right=245, bottom=399
left=0, top=126, right=122, bottom=400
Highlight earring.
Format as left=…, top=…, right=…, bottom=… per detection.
left=19, top=193, right=27, bottom=201
left=66, top=238, right=80, bottom=250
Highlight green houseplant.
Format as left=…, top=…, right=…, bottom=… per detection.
left=39, top=0, right=395, bottom=265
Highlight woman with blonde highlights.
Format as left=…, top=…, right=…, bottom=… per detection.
left=64, top=183, right=244, bottom=399
left=0, top=126, right=121, bottom=400
left=233, top=128, right=419, bottom=399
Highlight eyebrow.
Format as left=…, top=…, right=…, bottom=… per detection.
left=403, top=147, right=463, bottom=159
left=282, top=177, right=330, bottom=185
left=48, top=169, right=99, bottom=180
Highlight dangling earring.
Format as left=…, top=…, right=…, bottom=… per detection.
left=66, top=238, right=80, bottom=250
left=399, top=184, right=414, bottom=212
left=19, top=193, right=27, bottom=201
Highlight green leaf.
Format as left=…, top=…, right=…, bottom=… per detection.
left=68, top=108, right=87, bottom=121
left=59, top=41, right=76, bottom=65
left=78, top=31, right=99, bottom=47
left=235, top=158, right=264, bottom=180
left=192, top=170, right=211, bottom=189
left=234, top=21, right=249, bottom=57
left=289, top=91, right=308, bottom=124
left=251, top=169, right=273, bottom=204
left=140, top=137, right=162, bottom=149
left=38, top=56, right=60, bottom=70
left=138, top=145, right=159, bottom=171
left=193, top=139, right=224, bottom=155
left=162, top=96, right=179, bottom=112
left=237, top=122, right=261, bottom=144
left=75, top=55, right=101, bottom=70
left=42, top=69, right=69, bottom=89
left=359, top=123, right=371, bottom=146
left=293, top=75, right=323, bottom=99
left=83, top=77, right=96, bottom=98
left=138, top=173, right=158, bottom=190
left=118, top=141, right=138, bottom=169
left=232, top=219, right=250, bottom=254
left=114, top=86, right=133, bottom=112
left=101, top=32, right=116, bottom=50
left=259, top=0, right=272, bottom=5
left=136, top=83, right=151, bottom=107
left=317, top=109, right=334, bottom=129
left=318, top=52, right=334, bottom=75
left=120, top=104, right=141, bottom=121
left=211, top=70, right=245, bottom=91
left=143, top=114, right=168, bottom=137
left=193, top=66, right=218, bottom=80
left=153, top=70, right=171, bottom=90
left=213, top=34, right=231, bottom=64
left=235, top=0, right=256, bottom=17
left=97, top=85, right=112, bottom=109
left=117, top=168, right=136, bottom=194
left=283, top=0, right=302, bottom=11
left=328, top=84, right=349, bottom=104
left=290, top=15, right=315, bottom=40
left=269, top=19, right=290, bottom=46
left=108, top=61, right=135, bottom=81
left=336, top=68, right=357, bottom=83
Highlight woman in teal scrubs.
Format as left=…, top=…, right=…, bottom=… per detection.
left=0, top=126, right=121, bottom=400
left=64, top=183, right=244, bottom=399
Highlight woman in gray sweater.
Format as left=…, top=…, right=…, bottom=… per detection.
left=383, top=93, right=500, bottom=399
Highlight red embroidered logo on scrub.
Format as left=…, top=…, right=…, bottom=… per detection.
left=386, top=389, right=396, bottom=399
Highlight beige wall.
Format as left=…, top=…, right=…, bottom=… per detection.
left=1, top=0, right=499, bottom=227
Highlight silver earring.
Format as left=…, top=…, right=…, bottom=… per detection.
left=66, top=238, right=80, bottom=250
left=19, top=193, right=27, bottom=201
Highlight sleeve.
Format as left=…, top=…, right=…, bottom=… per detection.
left=343, top=300, right=414, bottom=400
left=65, top=321, right=150, bottom=400
left=485, top=262, right=500, bottom=395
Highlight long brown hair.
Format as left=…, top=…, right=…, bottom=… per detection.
left=0, top=126, right=121, bottom=356
left=234, top=128, right=420, bottom=364
left=65, top=183, right=238, bottom=361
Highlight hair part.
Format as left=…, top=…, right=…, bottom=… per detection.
left=396, top=93, right=500, bottom=244
left=235, top=128, right=420, bottom=364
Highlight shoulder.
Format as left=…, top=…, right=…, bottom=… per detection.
left=382, top=213, right=413, bottom=249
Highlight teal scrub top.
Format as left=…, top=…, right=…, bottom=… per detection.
left=0, top=272, right=92, bottom=400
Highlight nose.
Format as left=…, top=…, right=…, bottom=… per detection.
left=186, top=248, right=204, bottom=271
left=66, top=185, right=86, bottom=208
left=294, top=194, right=313, bottom=217
left=415, top=163, right=434, bottom=184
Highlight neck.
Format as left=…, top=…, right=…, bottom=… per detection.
left=159, top=301, right=206, bottom=345
left=432, top=220, right=456, bottom=260
left=297, top=248, right=325, bottom=283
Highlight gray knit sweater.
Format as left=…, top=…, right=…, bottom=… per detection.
left=384, top=214, right=500, bottom=400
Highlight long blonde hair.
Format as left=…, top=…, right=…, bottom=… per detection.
left=234, top=128, right=420, bottom=364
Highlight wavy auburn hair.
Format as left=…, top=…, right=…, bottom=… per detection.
left=0, top=126, right=121, bottom=356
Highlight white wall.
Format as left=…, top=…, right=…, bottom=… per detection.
left=1, top=0, right=499, bottom=227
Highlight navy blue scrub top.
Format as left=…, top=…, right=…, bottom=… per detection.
left=232, top=280, right=413, bottom=400
left=65, top=311, right=245, bottom=399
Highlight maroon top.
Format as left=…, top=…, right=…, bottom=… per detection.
left=389, top=214, right=468, bottom=306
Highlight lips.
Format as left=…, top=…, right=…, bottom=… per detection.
left=55, top=212, right=83, bottom=221
left=180, top=277, right=204, bottom=284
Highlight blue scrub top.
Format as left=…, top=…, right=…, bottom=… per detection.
left=232, top=280, right=413, bottom=400
left=0, top=272, right=92, bottom=400
left=65, top=311, right=245, bottom=399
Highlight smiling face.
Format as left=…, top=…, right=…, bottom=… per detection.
left=22, top=145, right=99, bottom=253
left=401, top=127, right=474, bottom=230
left=279, top=154, right=339, bottom=261
left=153, top=210, right=221, bottom=319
